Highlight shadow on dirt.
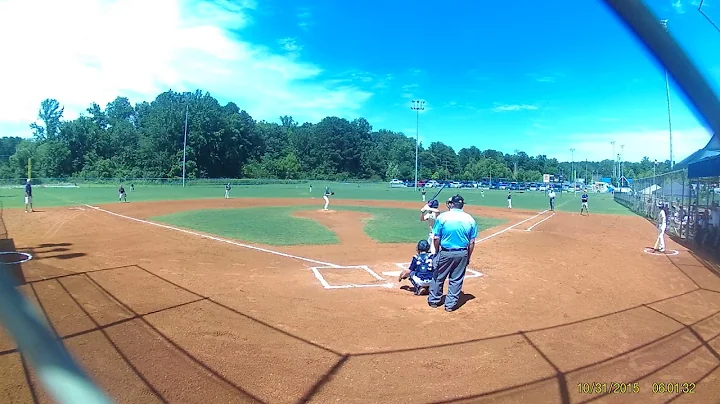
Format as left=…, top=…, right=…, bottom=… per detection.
left=16, top=264, right=720, bottom=404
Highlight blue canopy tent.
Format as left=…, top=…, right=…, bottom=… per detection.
left=688, top=154, right=720, bottom=179
left=675, top=132, right=720, bottom=172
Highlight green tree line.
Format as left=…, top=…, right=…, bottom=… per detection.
left=0, top=90, right=675, bottom=182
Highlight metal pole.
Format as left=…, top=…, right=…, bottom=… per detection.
left=611, top=140, right=616, bottom=183
left=570, top=148, right=575, bottom=184
left=410, top=100, right=425, bottom=191
left=182, top=104, right=188, bottom=187
left=620, top=145, right=625, bottom=186
left=659, top=19, right=674, bottom=168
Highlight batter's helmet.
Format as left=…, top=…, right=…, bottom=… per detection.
left=428, top=199, right=439, bottom=209
left=417, top=240, right=430, bottom=252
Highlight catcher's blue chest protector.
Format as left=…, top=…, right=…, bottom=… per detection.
left=413, top=253, right=433, bottom=281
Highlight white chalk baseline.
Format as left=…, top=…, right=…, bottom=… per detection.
left=85, top=204, right=547, bottom=290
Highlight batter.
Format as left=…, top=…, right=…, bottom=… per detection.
left=420, top=199, right=440, bottom=254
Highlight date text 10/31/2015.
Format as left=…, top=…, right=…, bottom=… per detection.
left=577, top=382, right=696, bottom=395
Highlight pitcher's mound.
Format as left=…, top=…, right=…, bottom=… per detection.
left=317, top=209, right=337, bottom=213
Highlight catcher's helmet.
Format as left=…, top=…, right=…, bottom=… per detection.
left=417, top=240, right=430, bottom=252
left=428, top=199, right=439, bottom=209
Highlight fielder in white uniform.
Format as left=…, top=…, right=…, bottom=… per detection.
left=323, top=186, right=333, bottom=210
left=654, top=203, right=668, bottom=252
left=420, top=199, right=440, bottom=254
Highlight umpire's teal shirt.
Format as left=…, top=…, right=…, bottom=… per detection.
left=432, top=209, right=478, bottom=249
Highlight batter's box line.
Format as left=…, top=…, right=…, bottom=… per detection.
left=311, top=265, right=394, bottom=289
left=382, top=263, right=484, bottom=279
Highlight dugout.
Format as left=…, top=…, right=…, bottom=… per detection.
left=685, top=134, right=720, bottom=254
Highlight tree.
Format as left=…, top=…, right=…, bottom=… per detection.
left=0, top=88, right=653, bottom=182
left=29, top=99, right=64, bottom=141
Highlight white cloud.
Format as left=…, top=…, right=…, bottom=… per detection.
left=492, top=104, right=539, bottom=112
left=672, top=0, right=686, bottom=14
left=539, top=127, right=712, bottom=163
left=0, top=0, right=372, bottom=137
left=297, top=7, right=312, bottom=31
left=277, top=37, right=303, bottom=57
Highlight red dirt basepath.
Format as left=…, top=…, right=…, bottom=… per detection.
left=0, top=198, right=718, bottom=403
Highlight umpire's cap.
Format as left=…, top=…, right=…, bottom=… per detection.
left=451, top=194, right=464, bottom=205
left=417, top=240, right=430, bottom=252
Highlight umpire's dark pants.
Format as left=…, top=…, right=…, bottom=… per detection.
left=549, top=198, right=555, bottom=211
left=429, top=249, right=469, bottom=310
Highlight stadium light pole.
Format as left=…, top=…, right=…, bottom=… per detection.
left=182, top=104, right=188, bottom=187
left=411, top=100, right=425, bottom=190
left=610, top=140, right=616, bottom=182
left=660, top=19, right=674, bottom=168
left=620, top=144, right=625, bottom=186
left=654, top=159, right=658, bottom=184
left=570, top=148, right=575, bottom=185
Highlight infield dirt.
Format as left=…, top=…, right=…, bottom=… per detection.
left=1, top=197, right=719, bottom=403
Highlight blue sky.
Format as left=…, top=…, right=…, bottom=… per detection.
left=1, top=0, right=719, bottom=163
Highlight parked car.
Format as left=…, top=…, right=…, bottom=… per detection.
left=390, top=179, right=405, bottom=187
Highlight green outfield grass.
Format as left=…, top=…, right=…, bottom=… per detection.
left=0, top=181, right=632, bottom=215
left=151, top=206, right=340, bottom=246
left=150, top=205, right=507, bottom=246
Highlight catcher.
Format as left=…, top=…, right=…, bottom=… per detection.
left=398, top=240, right=435, bottom=295
left=421, top=199, right=440, bottom=254
left=323, top=186, right=334, bottom=211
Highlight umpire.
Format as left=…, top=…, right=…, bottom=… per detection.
left=429, top=194, right=478, bottom=312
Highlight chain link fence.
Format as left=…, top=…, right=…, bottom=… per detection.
left=614, top=169, right=719, bottom=256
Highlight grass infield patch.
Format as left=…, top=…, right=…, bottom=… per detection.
left=337, top=206, right=507, bottom=244
left=151, top=206, right=339, bottom=246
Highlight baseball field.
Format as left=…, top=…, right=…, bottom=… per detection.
left=1, top=183, right=720, bottom=403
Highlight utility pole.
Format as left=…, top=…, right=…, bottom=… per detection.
left=411, top=100, right=425, bottom=190
left=620, top=144, right=625, bottom=182
left=610, top=140, right=616, bottom=182
left=570, top=148, right=575, bottom=185
left=654, top=159, right=658, bottom=184
left=660, top=19, right=674, bottom=168
left=182, top=104, right=188, bottom=187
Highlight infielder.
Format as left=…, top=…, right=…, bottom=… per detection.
left=421, top=187, right=426, bottom=202
left=24, top=179, right=34, bottom=213
left=118, top=185, right=127, bottom=202
left=580, top=189, right=589, bottom=215
left=654, top=202, right=668, bottom=252
left=548, top=188, right=556, bottom=211
left=420, top=199, right=440, bottom=254
left=398, top=240, right=434, bottom=295
left=225, top=183, right=231, bottom=199
left=323, top=186, right=334, bottom=210
left=507, top=192, right=512, bottom=209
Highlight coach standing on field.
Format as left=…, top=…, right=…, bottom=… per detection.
left=429, top=194, right=478, bottom=312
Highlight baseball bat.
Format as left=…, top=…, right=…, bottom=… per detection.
left=430, top=183, right=446, bottom=201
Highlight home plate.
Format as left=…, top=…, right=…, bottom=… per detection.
left=383, top=263, right=484, bottom=279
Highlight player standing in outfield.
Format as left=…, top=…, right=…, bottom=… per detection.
left=224, top=183, right=231, bottom=199
left=118, top=185, right=127, bottom=202
left=420, top=199, right=440, bottom=254
left=580, top=189, right=589, bottom=215
left=507, top=192, right=512, bottom=209
left=323, top=186, right=334, bottom=210
left=653, top=202, right=668, bottom=252
left=398, top=240, right=434, bottom=295
left=548, top=188, right=556, bottom=211
left=421, top=187, right=426, bottom=202
left=24, top=179, right=34, bottom=213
